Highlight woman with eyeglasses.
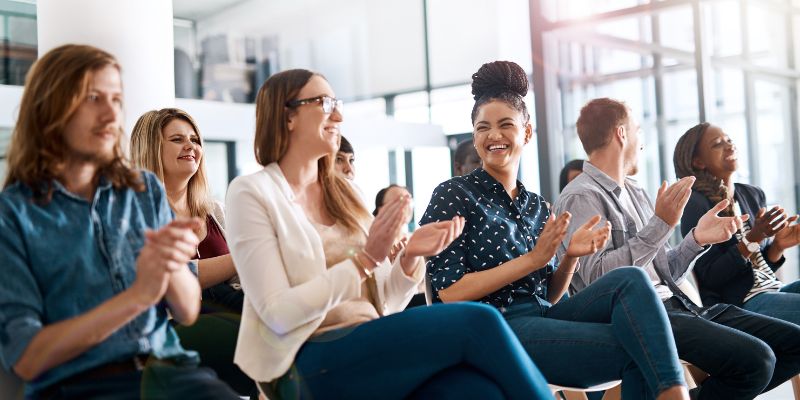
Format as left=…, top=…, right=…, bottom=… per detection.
left=225, top=69, right=552, bottom=399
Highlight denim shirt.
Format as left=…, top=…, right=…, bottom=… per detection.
left=0, top=172, right=197, bottom=395
left=420, top=168, right=555, bottom=310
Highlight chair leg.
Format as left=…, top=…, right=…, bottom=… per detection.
left=791, top=374, right=800, bottom=400
left=561, top=391, right=589, bottom=400
left=601, top=384, right=622, bottom=400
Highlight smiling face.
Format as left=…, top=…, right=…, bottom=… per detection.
left=61, top=64, right=124, bottom=164
left=286, top=75, right=343, bottom=160
left=472, top=100, right=532, bottom=176
left=161, top=118, right=202, bottom=184
left=692, top=125, right=738, bottom=179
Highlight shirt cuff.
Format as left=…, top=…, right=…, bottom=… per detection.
left=1, top=315, right=42, bottom=371
left=685, top=229, right=708, bottom=252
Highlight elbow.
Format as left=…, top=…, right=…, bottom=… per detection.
left=13, top=360, right=39, bottom=382
left=437, top=287, right=466, bottom=303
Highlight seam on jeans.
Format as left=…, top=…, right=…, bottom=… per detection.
left=618, top=288, right=668, bottom=393
left=518, top=338, right=625, bottom=349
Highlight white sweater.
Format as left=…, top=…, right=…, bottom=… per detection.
left=225, top=163, right=423, bottom=382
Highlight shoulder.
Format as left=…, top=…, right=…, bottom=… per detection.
left=0, top=183, right=30, bottom=220
left=735, top=183, right=765, bottom=201
left=556, top=174, right=606, bottom=207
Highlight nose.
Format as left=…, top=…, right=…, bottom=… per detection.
left=98, top=97, right=119, bottom=124
left=330, top=107, right=343, bottom=122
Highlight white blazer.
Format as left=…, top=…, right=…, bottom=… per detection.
left=225, top=162, right=422, bottom=382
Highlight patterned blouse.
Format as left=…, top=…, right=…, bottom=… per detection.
left=419, top=168, right=555, bottom=310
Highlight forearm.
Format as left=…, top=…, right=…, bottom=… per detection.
left=438, top=255, right=545, bottom=302
left=766, top=244, right=784, bottom=264
left=197, top=254, right=237, bottom=289
left=548, top=256, right=578, bottom=303
left=164, top=268, right=201, bottom=326
left=13, top=289, right=150, bottom=381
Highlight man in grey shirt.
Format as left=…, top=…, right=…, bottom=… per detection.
left=555, top=97, right=800, bottom=400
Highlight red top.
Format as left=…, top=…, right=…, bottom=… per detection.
left=197, top=215, right=229, bottom=259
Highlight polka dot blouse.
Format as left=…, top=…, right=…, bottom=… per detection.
left=419, top=168, right=555, bottom=310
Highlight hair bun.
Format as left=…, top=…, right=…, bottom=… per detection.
left=471, top=61, right=528, bottom=101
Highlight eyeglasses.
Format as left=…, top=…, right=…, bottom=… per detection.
left=286, top=95, right=343, bottom=114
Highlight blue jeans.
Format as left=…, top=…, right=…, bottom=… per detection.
left=744, top=279, right=800, bottom=326
left=290, top=302, right=551, bottom=400
left=504, top=267, right=684, bottom=400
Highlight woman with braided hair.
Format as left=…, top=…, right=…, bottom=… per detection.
left=675, top=123, right=800, bottom=326
left=420, top=60, right=689, bottom=400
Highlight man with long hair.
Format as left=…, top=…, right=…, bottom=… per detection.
left=0, top=44, right=239, bottom=399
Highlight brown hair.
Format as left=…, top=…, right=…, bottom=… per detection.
left=576, top=98, right=629, bottom=155
left=470, top=60, right=530, bottom=125
left=3, top=44, right=143, bottom=199
left=130, top=108, right=212, bottom=220
left=673, top=122, right=733, bottom=216
left=254, top=69, right=370, bottom=233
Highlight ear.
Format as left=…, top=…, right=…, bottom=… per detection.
left=286, top=107, right=296, bottom=132
left=615, top=124, right=626, bottom=144
left=523, top=123, right=533, bottom=144
left=692, top=156, right=705, bottom=170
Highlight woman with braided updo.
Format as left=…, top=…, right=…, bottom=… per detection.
left=675, top=123, right=800, bottom=325
left=420, top=60, right=689, bottom=400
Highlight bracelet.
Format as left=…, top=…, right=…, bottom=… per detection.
left=360, top=249, right=381, bottom=266
left=352, top=252, right=374, bottom=279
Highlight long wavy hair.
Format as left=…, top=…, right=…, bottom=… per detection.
left=673, top=122, right=733, bottom=216
left=254, top=69, right=369, bottom=233
left=130, top=108, right=212, bottom=220
left=3, top=44, right=143, bottom=200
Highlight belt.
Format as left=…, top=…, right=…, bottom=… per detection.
left=38, top=354, right=150, bottom=399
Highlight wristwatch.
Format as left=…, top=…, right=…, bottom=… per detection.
left=740, top=234, right=761, bottom=253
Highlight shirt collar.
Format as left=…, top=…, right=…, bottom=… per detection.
left=471, top=167, right=529, bottom=201
left=50, top=174, right=113, bottom=202
left=581, top=161, right=626, bottom=198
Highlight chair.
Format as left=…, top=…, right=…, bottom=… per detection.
left=424, top=275, right=622, bottom=400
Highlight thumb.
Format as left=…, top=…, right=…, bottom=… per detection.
left=657, top=181, right=667, bottom=198
left=710, top=199, right=730, bottom=215
left=581, top=215, right=602, bottom=230
left=740, top=214, right=750, bottom=223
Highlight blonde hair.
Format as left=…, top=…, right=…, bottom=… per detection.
left=130, top=108, right=212, bottom=220
left=3, top=44, right=143, bottom=199
left=254, top=69, right=370, bottom=233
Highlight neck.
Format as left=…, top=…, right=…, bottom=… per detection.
left=165, top=176, right=190, bottom=217
left=483, top=164, right=519, bottom=198
left=588, top=151, right=626, bottom=187
left=59, top=160, right=100, bottom=201
left=278, top=150, right=320, bottom=194
left=719, top=172, right=735, bottom=199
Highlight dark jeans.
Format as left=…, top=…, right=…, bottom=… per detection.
left=173, top=313, right=256, bottom=397
left=744, top=279, right=800, bottom=327
left=505, top=268, right=685, bottom=400
left=287, top=302, right=551, bottom=400
left=666, top=298, right=800, bottom=399
left=201, top=284, right=244, bottom=314
left=31, top=361, right=240, bottom=400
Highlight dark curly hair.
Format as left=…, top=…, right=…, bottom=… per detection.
left=673, top=122, right=733, bottom=216
left=470, top=61, right=530, bottom=125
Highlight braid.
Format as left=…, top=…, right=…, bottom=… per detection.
left=470, top=61, right=530, bottom=125
left=673, top=122, right=733, bottom=216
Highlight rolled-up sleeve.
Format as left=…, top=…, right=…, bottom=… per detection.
left=0, top=204, right=44, bottom=371
left=419, top=181, right=470, bottom=296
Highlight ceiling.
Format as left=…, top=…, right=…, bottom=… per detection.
left=172, top=0, right=252, bottom=20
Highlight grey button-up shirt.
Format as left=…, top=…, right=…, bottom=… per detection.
left=554, top=162, right=707, bottom=300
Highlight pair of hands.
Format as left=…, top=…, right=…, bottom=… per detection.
left=748, top=206, right=800, bottom=251
left=364, top=194, right=465, bottom=273
left=132, top=218, right=201, bottom=306
left=653, top=176, right=749, bottom=246
left=527, top=212, right=612, bottom=269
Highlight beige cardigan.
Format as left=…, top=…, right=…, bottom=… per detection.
left=225, top=163, right=422, bottom=382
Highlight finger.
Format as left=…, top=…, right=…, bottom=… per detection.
left=710, top=199, right=730, bottom=215
left=757, top=208, right=766, bottom=218
left=739, top=214, right=750, bottom=224
left=580, top=215, right=603, bottom=231
left=168, top=217, right=203, bottom=231
left=788, top=215, right=800, bottom=225
left=657, top=180, right=667, bottom=199
left=148, top=227, right=199, bottom=253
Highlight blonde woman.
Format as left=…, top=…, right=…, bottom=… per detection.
left=131, top=108, right=241, bottom=313
left=130, top=108, right=254, bottom=396
left=225, top=68, right=552, bottom=399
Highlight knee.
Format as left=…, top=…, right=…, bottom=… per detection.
left=736, top=340, right=776, bottom=386
left=608, top=268, right=652, bottom=290
left=435, top=302, right=506, bottom=334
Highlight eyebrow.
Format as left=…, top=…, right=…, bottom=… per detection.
left=476, top=117, right=516, bottom=125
